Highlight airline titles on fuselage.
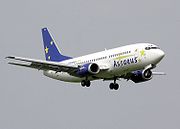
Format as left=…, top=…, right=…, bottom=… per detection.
left=114, top=56, right=138, bottom=68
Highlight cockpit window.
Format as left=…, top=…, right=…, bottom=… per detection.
left=145, top=47, right=151, bottom=50
left=151, top=47, right=159, bottom=49
left=145, top=46, right=159, bottom=50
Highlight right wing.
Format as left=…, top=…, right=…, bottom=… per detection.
left=152, top=72, right=166, bottom=75
left=6, top=56, right=78, bottom=73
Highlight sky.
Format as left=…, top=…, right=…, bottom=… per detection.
left=0, top=0, right=180, bottom=129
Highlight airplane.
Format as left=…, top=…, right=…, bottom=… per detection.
left=6, top=28, right=165, bottom=90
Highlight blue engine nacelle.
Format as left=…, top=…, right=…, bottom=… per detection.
left=77, top=63, right=100, bottom=76
left=131, top=69, right=153, bottom=83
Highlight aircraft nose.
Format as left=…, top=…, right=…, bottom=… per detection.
left=157, top=49, right=165, bottom=61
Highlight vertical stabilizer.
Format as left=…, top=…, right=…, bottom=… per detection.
left=42, top=28, right=72, bottom=62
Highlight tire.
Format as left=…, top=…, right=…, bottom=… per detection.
left=109, top=83, right=114, bottom=90
left=86, top=80, right=91, bottom=87
left=114, top=83, right=119, bottom=90
left=81, top=80, right=86, bottom=87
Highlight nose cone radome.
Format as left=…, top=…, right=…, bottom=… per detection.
left=156, top=49, right=165, bottom=62
left=159, top=49, right=165, bottom=59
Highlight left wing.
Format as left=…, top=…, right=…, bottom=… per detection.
left=6, top=56, right=78, bottom=73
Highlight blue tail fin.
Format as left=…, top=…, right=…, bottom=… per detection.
left=42, top=28, right=72, bottom=62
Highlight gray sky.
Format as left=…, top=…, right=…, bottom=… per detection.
left=1, top=0, right=180, bottom=129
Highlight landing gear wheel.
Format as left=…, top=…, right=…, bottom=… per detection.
left=81, top=80, right=86, bottom=87
left=114, top=83, right=119, bottom=90
left=81, top=80, right=91, bottom=87
left=86, top=80, right=91, bottom=87
left=109, top=77, right=120, bottom=90
left=109, top=83, right=114, bottom=90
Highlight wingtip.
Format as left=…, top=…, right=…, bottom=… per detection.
left=7, top=62, right=16, bottom=66
left=5, top=56, right=15, bottom=59
left=7, top=62, right=12, bottom=64
left=152, top=72, right=166, bottom=75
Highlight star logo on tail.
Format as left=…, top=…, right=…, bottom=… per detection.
left=45, top=46, right=49, bottom=54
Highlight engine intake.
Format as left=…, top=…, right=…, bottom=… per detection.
left=77, top=63, right=100, bottom=76
left=131, top=69, right=153, bottom=83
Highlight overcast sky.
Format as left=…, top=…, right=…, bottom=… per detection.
left=1, top=0, right=180, bottom=129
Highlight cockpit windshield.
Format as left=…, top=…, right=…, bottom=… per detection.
left=145, top=46, right=159, bottom=50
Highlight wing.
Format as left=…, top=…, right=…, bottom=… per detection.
left=120, top=70, right=166, bottom=83
left=152, top=72, right=166, bottom=75
left=6, top=56, right=78, bottom=73
left=121, top=71, right=166, bottom=79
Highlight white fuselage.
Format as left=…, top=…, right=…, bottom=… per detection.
left=43, top=43, right=165, bottom=82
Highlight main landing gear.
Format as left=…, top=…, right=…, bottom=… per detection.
left=81, top=80, right=91, bottom=87
left=109, top=78, right=119, bottom=90
left=81, top=77, right=120, bottom=90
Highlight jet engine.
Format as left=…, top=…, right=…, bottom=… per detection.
left=131, top=69, right=153, bottom=83
left=77, top=63, right=100, bottom=76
